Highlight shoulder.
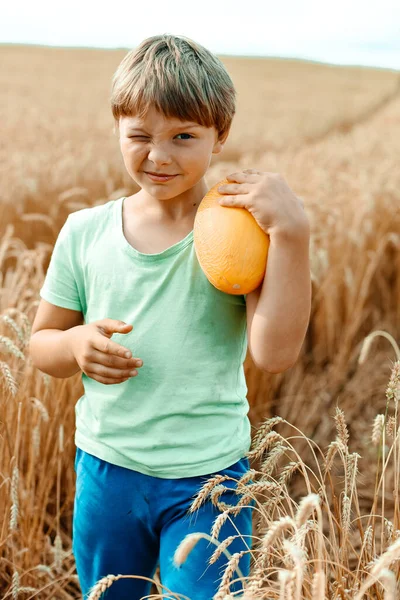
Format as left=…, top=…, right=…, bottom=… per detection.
left=66, top=198, right=115, bottom=236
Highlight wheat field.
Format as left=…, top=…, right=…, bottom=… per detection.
left=0, top=44, right=400, bottom=599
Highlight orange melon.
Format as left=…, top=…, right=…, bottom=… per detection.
left=193, top=178, right=270, bottom=295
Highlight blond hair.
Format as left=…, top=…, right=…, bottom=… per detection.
left=110, top=34, right=236, bottom=142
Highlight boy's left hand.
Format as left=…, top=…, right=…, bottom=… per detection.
left=217, top=169, right=309, bottom=239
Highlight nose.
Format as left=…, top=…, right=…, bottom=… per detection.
left=147, top=144, right=173, bottom=167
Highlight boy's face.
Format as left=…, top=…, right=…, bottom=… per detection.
left=118, top=106, right=227, bottom=211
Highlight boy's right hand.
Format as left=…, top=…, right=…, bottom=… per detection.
left=68, top=319, right=143, bottom=385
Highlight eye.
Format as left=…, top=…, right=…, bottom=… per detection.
left=176, top=133, right=194, bottom=140
left=128, top=133, right=194, bottom=140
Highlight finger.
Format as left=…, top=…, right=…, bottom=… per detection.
left=88, top=373, right=133, bottom=385
left=242, top=168, right=262, bottom=175
left=218, top=182, right=250, bottom=194
left=225, top=172, right=257, bottom=183
left=218, top=195, right=243, bottom=207
left=97, top=320, right=132, bottom=335
left=91, top=348, right=143, bottom=370
left=93, top=335, right=133, bottom=359
left=90, top=362, right=139, bottom=380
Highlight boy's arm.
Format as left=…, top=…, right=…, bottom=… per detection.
left=29, top=327, right=82, bottom=379
left=248, top=227, right=311, bottom=373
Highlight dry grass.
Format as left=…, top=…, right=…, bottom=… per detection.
left=0, top=44, right=400, bottom=598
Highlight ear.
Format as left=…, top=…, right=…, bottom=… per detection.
left=113, top=119, right=121, bottom=139
left=212, top=130, right=229, bottom=155
left=212, top=141, right=224, bottom=155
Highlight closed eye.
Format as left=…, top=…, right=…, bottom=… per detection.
left=128, top=133, right=194, bottom=140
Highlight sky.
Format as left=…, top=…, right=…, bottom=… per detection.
left=1, top=0, right=399, bottom=72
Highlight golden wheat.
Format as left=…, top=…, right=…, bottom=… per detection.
left=1, top=44, right=400, bottom=598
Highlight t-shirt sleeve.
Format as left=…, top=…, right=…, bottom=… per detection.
left=39, top=215, right=83, bottom=311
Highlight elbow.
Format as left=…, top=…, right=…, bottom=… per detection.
left=28, top=336, right=37, bottom=367
left=254, top=354, right=298, bottom=374
left=29, top=335, right=44, bottom=371
left=249, top=339, right=301, bottom=374
left=257, top=362, right=294, bottom=374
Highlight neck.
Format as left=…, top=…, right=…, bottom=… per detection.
left=135, top=179, right=209, bottom=222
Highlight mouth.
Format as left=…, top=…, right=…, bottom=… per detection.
left=145, top=172, right=178, bottom=182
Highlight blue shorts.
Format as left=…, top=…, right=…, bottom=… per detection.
left=72, top=447, right=255, bottom=600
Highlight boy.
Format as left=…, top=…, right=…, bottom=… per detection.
left=29, top=34, right=311, bottom=600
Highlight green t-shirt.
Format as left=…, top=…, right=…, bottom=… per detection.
left=40, top=196, right=252, bottom=478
